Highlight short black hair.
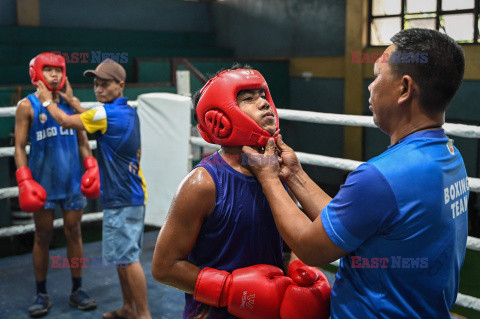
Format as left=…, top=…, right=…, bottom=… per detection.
left=192, top=63, right=252, bottom=122
left=390, top=28, right=465, bottom=113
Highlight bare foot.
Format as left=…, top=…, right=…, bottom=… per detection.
left=102, top=307, right=135, bottom=319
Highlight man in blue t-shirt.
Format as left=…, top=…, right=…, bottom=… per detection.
left=244, top=29, right=468, bottom=318
left=15, top=52, right=98, bottom=317
left=37, top=59, right=150, bottom=319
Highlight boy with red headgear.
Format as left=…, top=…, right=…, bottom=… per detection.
left=15, top=52, right=99, bottom=317
left=151, top=65, right=331, bottom=319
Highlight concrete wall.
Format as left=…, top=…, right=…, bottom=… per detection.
left=34, top=0, right=212, bottom=32
left=211, top=0, right=346, bottom=57
left=0, top=0, right=16, bottom=26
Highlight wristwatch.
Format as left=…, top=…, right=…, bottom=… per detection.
left=42, top=100, right=53, bottom=108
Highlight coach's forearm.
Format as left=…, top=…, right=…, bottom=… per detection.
left=46, top=102, right=69, bottom=126
left=262, top=177, right=345, bottom=266
left=284, top=169, right=332, bottom=220
left=70, top=98, right=87, bottom=114
left=46, top=103, right=86, bottom=131
left=260, top=177, right=317, bottom=260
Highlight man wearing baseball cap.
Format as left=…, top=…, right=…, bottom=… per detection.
left=83, top=58, right=126, bottom=84
left=37, top=58, right=151, bottom=319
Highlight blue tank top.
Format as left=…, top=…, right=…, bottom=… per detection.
left=27, top=94, right=82, bottom=200
left=184, top=152, right=284, bottom=319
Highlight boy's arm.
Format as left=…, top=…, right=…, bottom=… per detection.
left=152, top=167, right=216, bottom=293
left=14, top=99, right=33, bottom=168
left=14, top=98, right=47, bottom=212
left=76, top=130, right=92, bottom=159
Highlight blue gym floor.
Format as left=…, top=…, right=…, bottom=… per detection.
left=0, top=231, right=187, bottom=319
left=0, top=231, right=466, bottom=319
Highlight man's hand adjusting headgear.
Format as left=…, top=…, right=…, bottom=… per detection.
left=195, top=68, right=280, bottom=147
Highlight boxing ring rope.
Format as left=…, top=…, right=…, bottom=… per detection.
left=277, top=109, right=480, bottom=139
left=0, top=103, right=480, bottom=311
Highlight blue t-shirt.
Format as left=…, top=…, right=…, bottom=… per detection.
left=80, top=97, right=147, bottom=208
left=27, top=94, right=82, bottom=200
left=321, top=129, right=468, bottom=318
left=184, top=152, right=284, bottom=319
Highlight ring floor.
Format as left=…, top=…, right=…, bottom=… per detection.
left=0, top=231, right=463, bottom=319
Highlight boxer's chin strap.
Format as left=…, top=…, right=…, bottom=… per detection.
left=250, top=130, right=280, bottom=147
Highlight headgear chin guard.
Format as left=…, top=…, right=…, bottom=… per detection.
left=29, top=52, right=66, bottom=92
left=196, top=68, right=279, bottom=147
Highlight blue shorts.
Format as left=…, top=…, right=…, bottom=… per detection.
left=102, top=205, right=145, bottom=265
left=43, top=195, right=87, bottom=211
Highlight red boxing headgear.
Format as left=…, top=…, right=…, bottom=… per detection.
left=196, top=69, right=279, bottom=147
left=29, top=52, right=66, bottom=92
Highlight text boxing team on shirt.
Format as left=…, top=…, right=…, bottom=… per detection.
left=16, top=28, right=468, bottom=319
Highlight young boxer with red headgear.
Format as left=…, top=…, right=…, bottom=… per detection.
left=152, top=65, right=331, bottom=319
left=14, top=52, right=99, bottom=317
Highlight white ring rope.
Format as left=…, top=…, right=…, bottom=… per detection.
left=277, top=109, right=480, bottom=139
left=190, top=137, right=480, bottom=192
left=0, top=212, right=103, bottom=238
left=456, top=293, right=480, bottom=312
left=1, top=103, right=479, bottom=311
left=0, top=107, right=16, bottom=117
left=0, top=101, right=137, bottom=118
left=0, top=140, right=97, bottom=159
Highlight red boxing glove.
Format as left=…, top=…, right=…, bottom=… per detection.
left=280, top=260, right=331, bottom=319
left=194, top=264, right=294, bottom=319
left=16, top=166, right=47, bottom=213
left=81, top=156, right=101, bottom=199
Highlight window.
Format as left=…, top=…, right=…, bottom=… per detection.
left=369, top=0, right=479, bottom=45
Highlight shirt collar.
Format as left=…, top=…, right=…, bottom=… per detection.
left=388, top=129, right=446, bottom=149
left=107, top=97, right=128, bottom=105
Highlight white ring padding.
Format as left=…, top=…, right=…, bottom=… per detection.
left=277, top=109, right=480, bottom=139
left=0, top=140, right=96, bottom=158
left=0, top=212, right=103, bottom=237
